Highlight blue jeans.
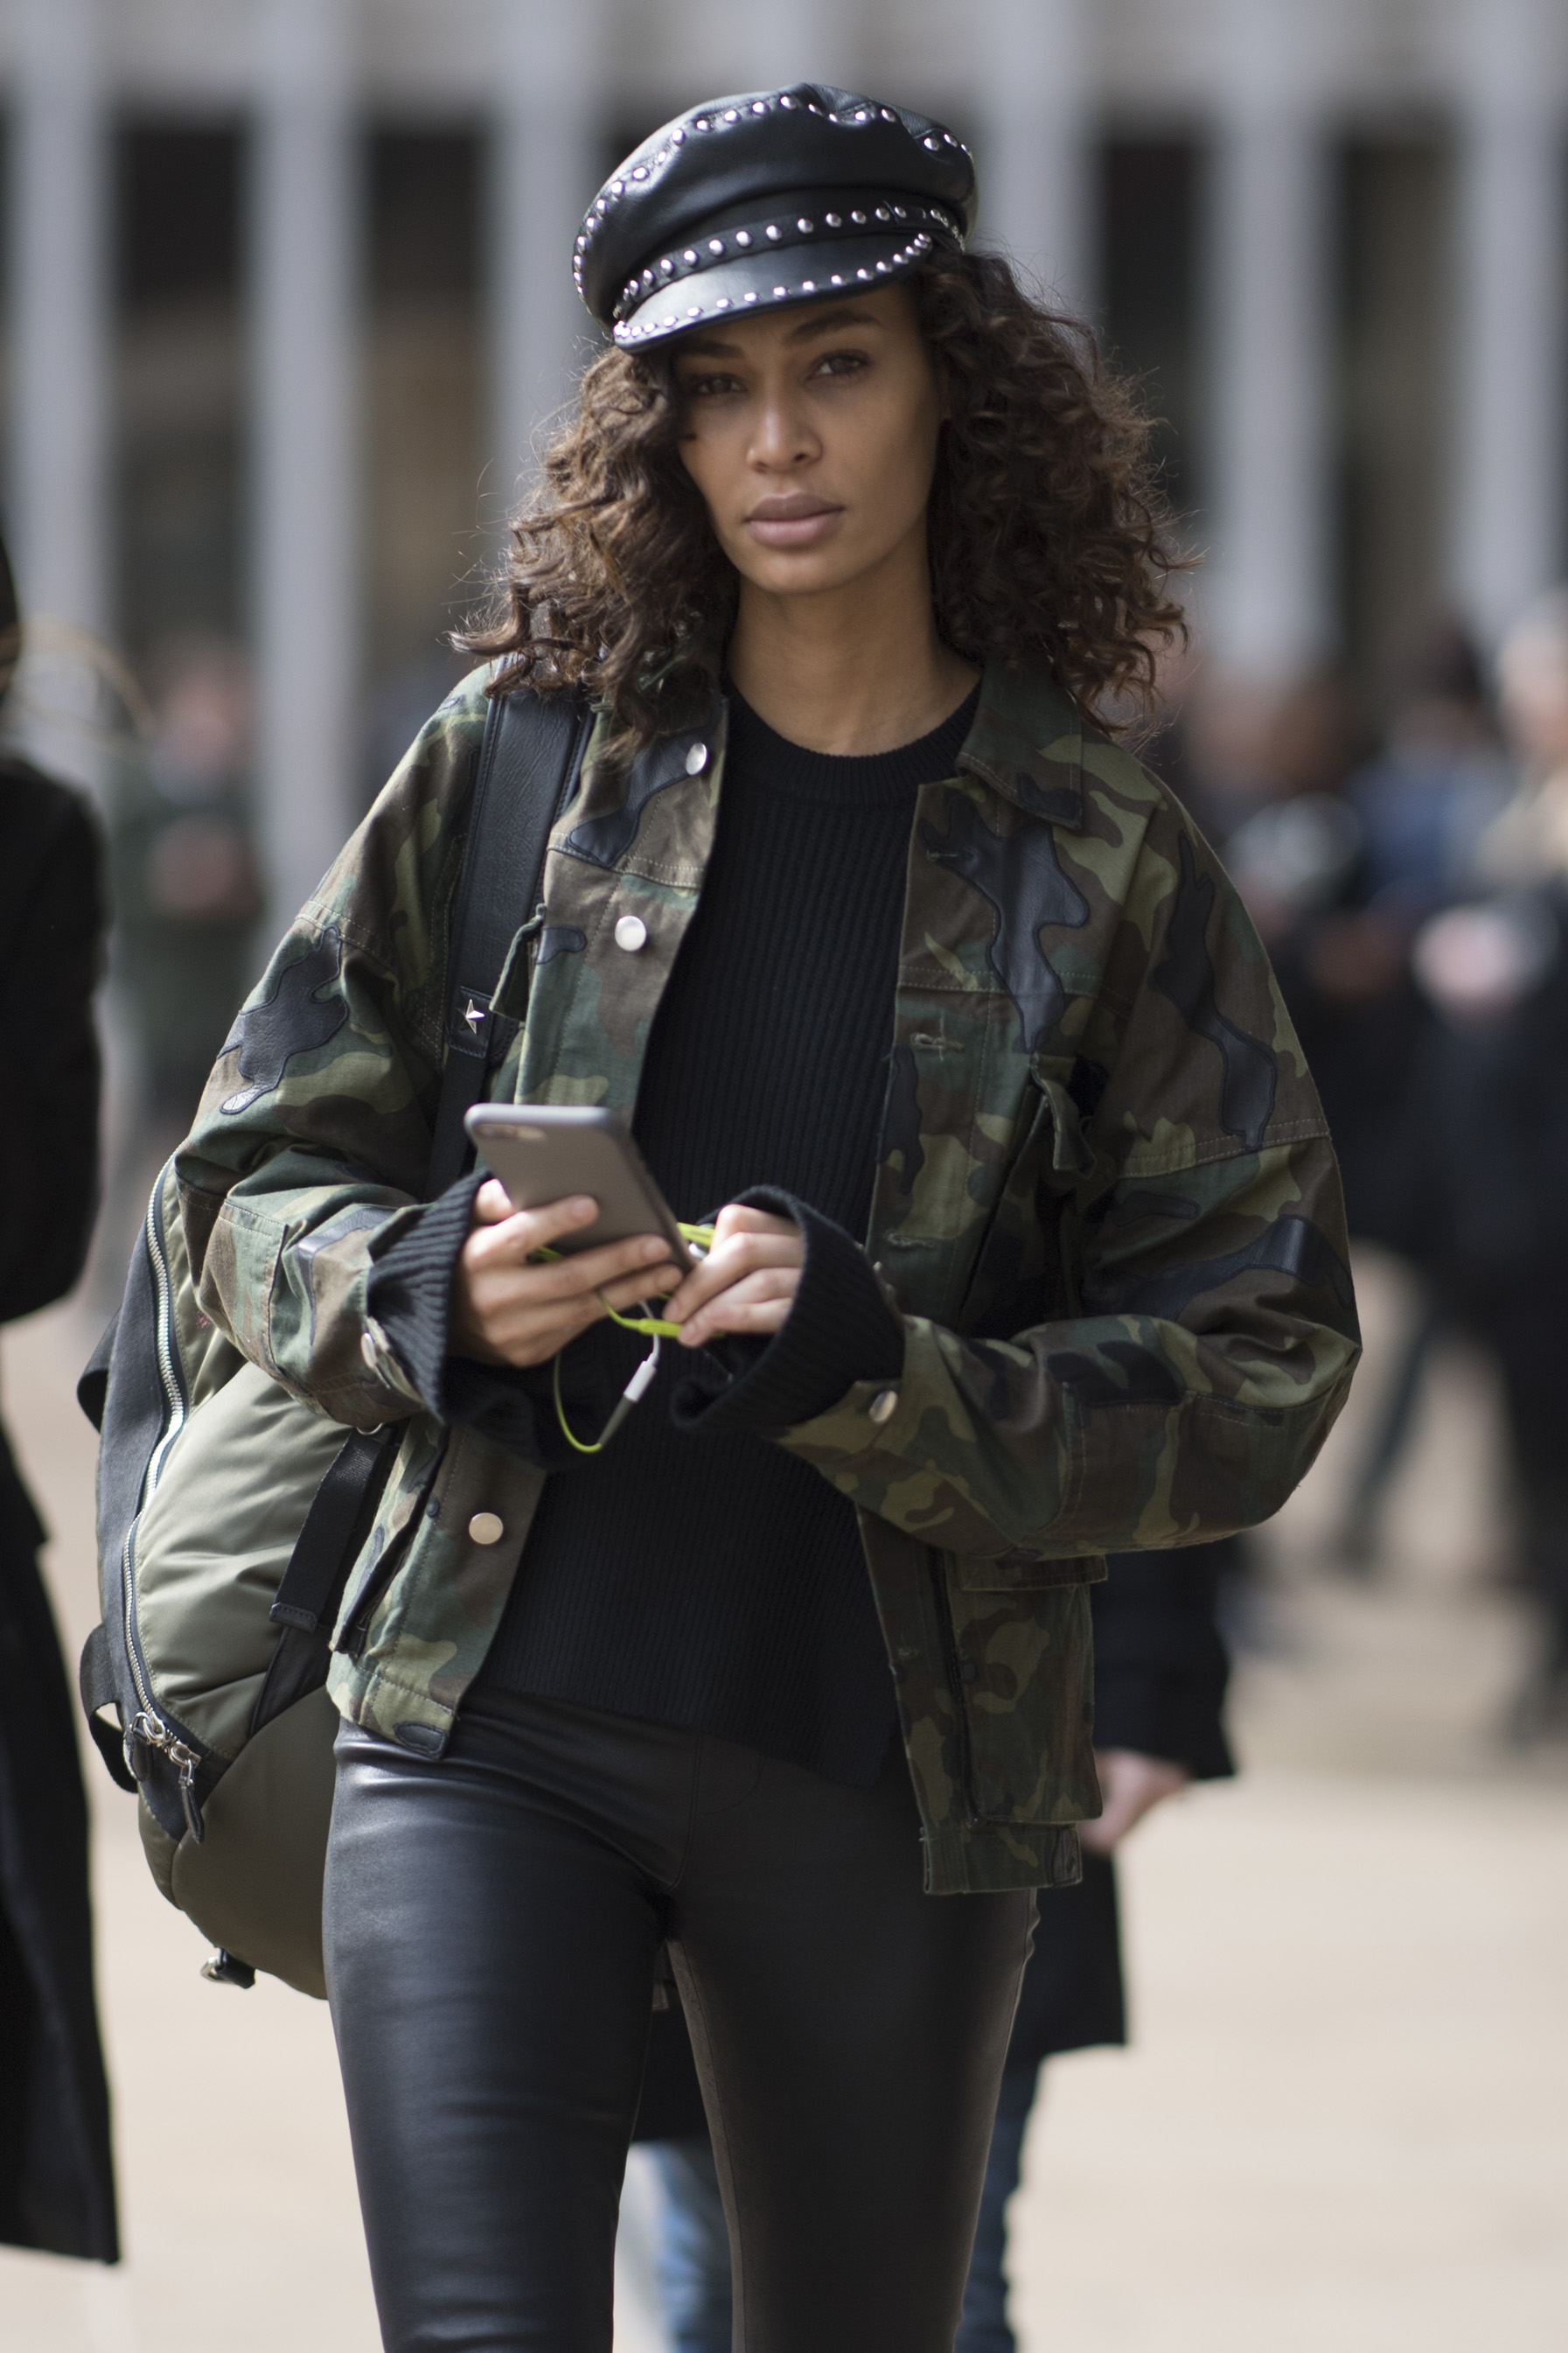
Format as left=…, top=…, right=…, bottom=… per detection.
left=645, top=2064, right=1041, bottom=2353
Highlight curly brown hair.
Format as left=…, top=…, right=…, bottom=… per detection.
left=463, top=248, right=1188, bottom=753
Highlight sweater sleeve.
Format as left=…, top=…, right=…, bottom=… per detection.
left=669, top=1187, right=903, bottom=1439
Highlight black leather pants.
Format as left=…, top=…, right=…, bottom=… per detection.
left=324, top=1691, right=1035, bottom=2353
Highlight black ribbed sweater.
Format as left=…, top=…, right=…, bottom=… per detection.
left=378, top=683, right=977, bottom=1787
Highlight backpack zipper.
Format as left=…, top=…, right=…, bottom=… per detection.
left=120, top=1175, right=209, bottom=1841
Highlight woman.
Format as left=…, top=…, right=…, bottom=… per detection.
left=175, top=85, right=1357, bottom=2353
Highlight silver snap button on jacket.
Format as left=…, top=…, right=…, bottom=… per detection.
left=467, top=1512, right=505, bottom=1546
left=868, top=1389, right=898, bottom=1425
left=613, top=914, right=648, bottom=953
left=685, top=741, right=708, bottom=774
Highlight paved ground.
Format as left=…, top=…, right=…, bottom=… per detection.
left=2, top=1247, right=1565, bottom=2350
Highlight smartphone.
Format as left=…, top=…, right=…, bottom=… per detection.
left=463, top=1103, right=691, bottom=1262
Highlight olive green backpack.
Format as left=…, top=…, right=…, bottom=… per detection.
left=77, top=688, right=590, bottom=1996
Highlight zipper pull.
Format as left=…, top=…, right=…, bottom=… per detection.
left=167, top=1740, right=205, bottom=1843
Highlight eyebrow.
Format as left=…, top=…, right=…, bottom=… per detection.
left=674, top=306, right=882, bottom=362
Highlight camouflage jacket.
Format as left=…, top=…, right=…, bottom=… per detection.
left=176, top=660, right=1359, bottom=1896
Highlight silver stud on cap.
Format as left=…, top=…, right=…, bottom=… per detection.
left=868, top=1390, right=899, bottom=1426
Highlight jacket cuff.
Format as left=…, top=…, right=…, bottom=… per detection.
left=670, top=1188, right=903, bottom=1438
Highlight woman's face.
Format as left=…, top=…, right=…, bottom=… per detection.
left=672, top=284, right=945, bottom=599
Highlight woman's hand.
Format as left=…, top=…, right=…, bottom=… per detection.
left=1078, top=1749, right=1189, bottom=1855
left=449, top=1181, right=685, bottom=1369
left=662, top=1203, right=803, bottom=1348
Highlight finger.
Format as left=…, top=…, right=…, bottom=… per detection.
left=471, top=1177, right=518, bottom=1226
left=664, top=1232, right=802, bottom=1323
left=706, top=1204, right=799, bottom=1255
left=487, top=1299, right=609, bottom=1366
left=555, top=1234, right=684, bottom=1296
left=679, top=1301, right=793, bottom=1346
left=471, top=1239, right=679, bottom=1323
left=466, top=1193, right=600, bottom=1265
left=679, top=1269, right=798, bottom=1345
left=470, top=1216, right=670, bottom=1292
left=596, top=1264, right=686, bottom=1314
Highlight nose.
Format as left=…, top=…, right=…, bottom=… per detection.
left=749, top=378, right=819, bottom=473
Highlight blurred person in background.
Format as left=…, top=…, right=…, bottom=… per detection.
left=108, top=634, right=261, bottom=1141
left=1224, top=629, right=1508, bottom=1565
left=0, top=530, right=119, bottom=2261
left=1194, top=639, right=1515, bottom=1573
left=632, top=1540, right=1236, bottom=2353
left=1404, top=590, right=1568, bottom=1737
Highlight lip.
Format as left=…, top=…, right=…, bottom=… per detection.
left=744, top=493, right=845, bottom=548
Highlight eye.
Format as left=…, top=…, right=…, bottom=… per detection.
left=680, top=369, right=745, bottom=400
left=811, top=347, right=869, bottom=380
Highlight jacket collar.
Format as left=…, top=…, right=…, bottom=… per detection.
left=594, top=662, right=1085, bottom=833
left=957, top=661, right=1084, bottom=832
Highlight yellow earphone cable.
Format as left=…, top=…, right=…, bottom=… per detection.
left=543, top=1221, right=715, bottom=1454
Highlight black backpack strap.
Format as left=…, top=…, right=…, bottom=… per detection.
left=426, top=687, right=593, bottom=1198
left=268, top=1427, right=398, bottom=1635
left=79, top=1622, right=136, bottom=1791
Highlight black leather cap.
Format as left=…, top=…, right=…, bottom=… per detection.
left=575, top=84, right=977, bottom=348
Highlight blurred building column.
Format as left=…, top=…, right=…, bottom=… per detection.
left=7, top=0, right=109, bottom=758
left=1448, top=0, right=1565, bottom=646
left=1204, top=0, right=1333, bottom=681
left=742, top=0, right=841, bottom=90
left=251, top=0, right=360, bottom=926
left=488, top=0, right=608, bottom=519
left=976, top=0, right=1095, bottom=316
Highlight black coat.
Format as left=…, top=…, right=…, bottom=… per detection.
left=0, top=756, right=117, bottom=2260
left=632, top=1539, right=1235, bottom=2138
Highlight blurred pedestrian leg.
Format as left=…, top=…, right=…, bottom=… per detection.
left=644, top=2138, right=731, bottom=2353
left=955, top=2067, right=1036, bottom=2353
left=1335, top=1294, right=1441, bottom=1571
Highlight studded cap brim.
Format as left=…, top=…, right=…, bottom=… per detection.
left=615, top=225, right=945, bottom=347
